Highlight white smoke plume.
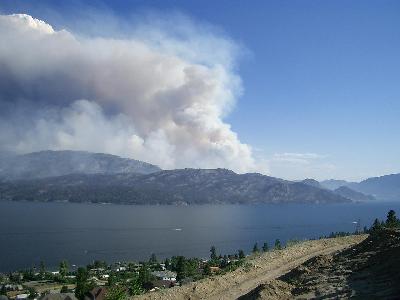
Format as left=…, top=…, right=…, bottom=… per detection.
left=0, top=13, right=261, bottom=172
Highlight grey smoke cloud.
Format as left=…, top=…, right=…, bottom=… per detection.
left=0, top=13, right=261, bottom=172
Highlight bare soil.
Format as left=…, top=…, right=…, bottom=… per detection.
left=133, top=235, right=366, bottom=300
left=241, top=229, right=400, bottom=299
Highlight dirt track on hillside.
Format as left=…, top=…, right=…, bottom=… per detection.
left=133, top=235, right=367, bottom=300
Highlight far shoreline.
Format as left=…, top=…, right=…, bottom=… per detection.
left=0, top=199, right=372, bottom=206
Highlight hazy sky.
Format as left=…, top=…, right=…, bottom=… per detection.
left=0, top=0, right=399, bottom=181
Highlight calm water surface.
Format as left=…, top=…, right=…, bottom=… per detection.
left=1, top=201, right=399, bottom=272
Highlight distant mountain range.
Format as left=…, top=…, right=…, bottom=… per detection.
left=302, top=179, right=376, bottom=202
left=349, top=174, right=400, bottom=202
left=320, top=175, right=400, bottom=202
left=0, top=150, right=351, bottom=205
left=0, top=169, right=350, bottom=205
left=301, top=179, right=321, bottom=188
left=333, top=186, right=376, bottom=202
left=320, top=179, right=353, bottom=190
left=0, top=150, right=161, bottom=179
left=0, top=150, right=398, bottom=204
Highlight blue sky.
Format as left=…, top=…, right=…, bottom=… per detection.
left=1, top=0, right=399, bottom=181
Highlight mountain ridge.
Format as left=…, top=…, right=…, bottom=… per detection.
left=320, top=179, right=352, bottom=190
left=0, top=150, right=161, bottom=179
left=334, top=186, right=376, bottom=202
left=349, top=173, right=400, bottom=201
left=0, top=150, right=398, bottom=204
left=0, top=167, right=351, bottom=205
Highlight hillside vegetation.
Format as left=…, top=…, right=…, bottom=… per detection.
left=0, top=169, right=350, bottom=204
left=1, top=150, right=399, bottom=204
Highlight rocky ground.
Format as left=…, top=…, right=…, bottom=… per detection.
left=240, top=229, right=400, bottom=299
left=133, top=235, right=366, bottom=300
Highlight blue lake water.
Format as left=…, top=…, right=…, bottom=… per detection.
left=1, top=201, right=400, bottom=272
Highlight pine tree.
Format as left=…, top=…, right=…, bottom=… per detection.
left=138, top=264, right=152, bottom=289
left=262, top=242, right=269, bottom=252
left=252, top=242, right=259, bottom=253
left=104, top=286, right=127, bottom=300
left=164, top=258, right=170, bottom=270
left=371, top=218, right=382, bottom=232
left=28, top=288, right=38, bottom=299
left=203, top=264, right=212, bottom=276
left=39, top=261, right=46, bottom=278
left=149, top=253, right=157, bottom=264
left=128, top=274, right=144, bottom=296
left=59, top=260, right=69, bottom=277
left=210, top=246, right=217, bottom=261
left=176, top=256, right=187, bottom=282
left=1, top=285, right=7, bottom=295
left=221, top=255, right=229, bottom=268
left=238, top=249, right=245, bottom=259
left=274, top=239, right=282, bottom=250
left=75, top=267, right=92, bottom=300
left=386, top=210, right=399, bottom=228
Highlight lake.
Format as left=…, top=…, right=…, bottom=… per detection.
left=1, top=201, right=399, bottom=272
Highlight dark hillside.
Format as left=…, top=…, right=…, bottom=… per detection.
left=0, top=169, right=351, bottom=205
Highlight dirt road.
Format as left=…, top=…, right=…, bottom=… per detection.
left=134, top=235, right=367, bottom=300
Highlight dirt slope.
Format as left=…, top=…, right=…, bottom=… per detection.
left=133, top=235, right=366, bottom=300
left=241, top=229, right=400, bottom=299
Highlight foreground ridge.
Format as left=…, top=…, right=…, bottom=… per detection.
left=133, top=235, right=366, bottom=300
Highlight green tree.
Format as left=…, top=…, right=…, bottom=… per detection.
left=128, top=275, right=144, bottom=296
left=203, top=264, right=212, bottom=276
left=371, top=218, right=383, bottom=232
left=93, top=260, right=107, bottom=269
left=176, top=256, right=187, bottom=282
left=104, top=286, right=127, bottom=300
left=39, top=261, right=46, bottom=278
left=164, top=258, right=170, bottom=270
left=210, top=246, right=217, bottom=261
left=221, top=255, right=229, bottom=268
left=138, top=264, right=153, bottom=290
left=107, top=274, right=118, bottom=286
left=173, top=256, right=198, bottom=281
left=386, top=210, right=399, bottom=228
left=149, top=253, right=157, bottom=264
left=28, top=288, right=38, bottom=299
left=274, top=239, right=282, bottom=250
left=262, top=242, right=269, bottom=252
left=0, top=285, right=6, bottom=295
left=60, top=286, right=69, bottom=293
left=186, top=258, right=200, bottom=278
left=252, top=243, right=259, bottom=253
left=23, top=268, right=35, bottom=281
left=59, top=260, right=69, bottom=277
left=75, top=267, right=93, bottom=300
left=238, top=249, right=245, bottom=259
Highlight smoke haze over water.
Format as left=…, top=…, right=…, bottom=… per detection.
left=0, top=13, right=263, bottom=173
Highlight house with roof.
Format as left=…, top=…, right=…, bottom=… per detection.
left=150, top=271, right=177, bottom=282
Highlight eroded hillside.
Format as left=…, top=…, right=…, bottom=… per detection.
left=241, top=229, right=400, bottom=299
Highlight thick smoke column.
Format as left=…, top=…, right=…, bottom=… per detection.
left=0, top=14, right=260, bottom=172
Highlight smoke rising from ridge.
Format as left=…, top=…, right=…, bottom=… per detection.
left=0, top=13, right=261, bottom=172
